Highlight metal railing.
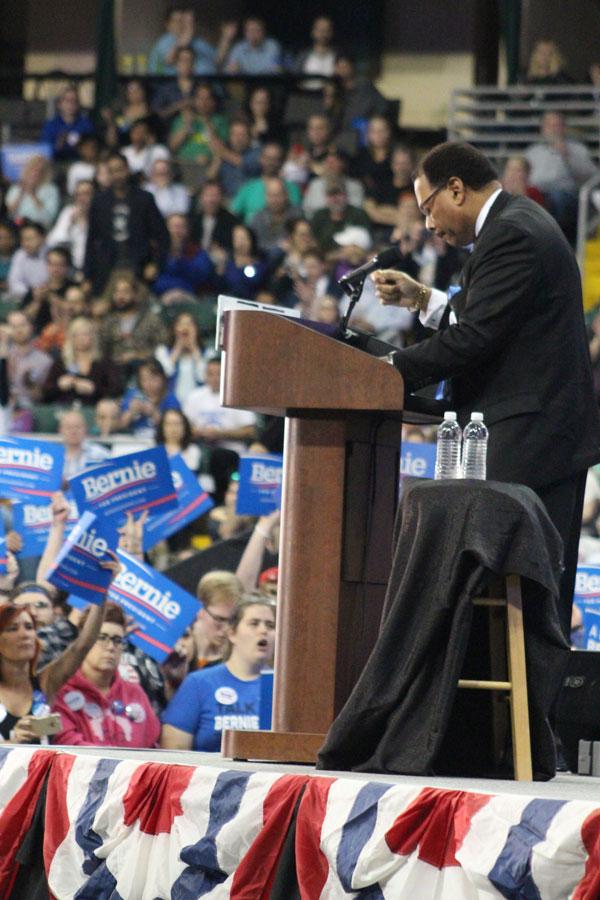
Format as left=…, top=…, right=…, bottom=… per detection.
left=448, top=85, right=600, bottom=166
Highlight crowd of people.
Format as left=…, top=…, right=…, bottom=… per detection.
left=0, top=12, right=599, bottom=754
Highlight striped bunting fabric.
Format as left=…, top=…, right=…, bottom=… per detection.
left=0, top=748, right=597, bottom=898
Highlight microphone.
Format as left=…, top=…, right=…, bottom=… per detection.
left=338, top=245, right=403, bottom=288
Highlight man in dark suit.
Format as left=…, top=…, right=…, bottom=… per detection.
left=373, top=141, right=600, bottom=639
left=84, top=152, right=169, bottom=295
left=190, top=180, right=239, bottom=252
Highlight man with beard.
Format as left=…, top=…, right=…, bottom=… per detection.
left=83, top=152, right=169, bottom=295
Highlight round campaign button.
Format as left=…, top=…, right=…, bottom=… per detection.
left=83, top=702, right=103, bottom=720
left=125, top=703, right=146, bottom=723
left=215, top=686, right=238, bottom=705
left=64, top=691, right=85, bottom=712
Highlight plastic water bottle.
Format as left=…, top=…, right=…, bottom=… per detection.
left=434, top=411, right=462, bottom=480
left=462, top=412, right=488, bottom=480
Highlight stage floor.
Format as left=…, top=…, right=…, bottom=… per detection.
left=54, top=744, right=600, bottom=803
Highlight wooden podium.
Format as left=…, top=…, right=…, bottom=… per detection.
left=220, top=311, right=405, bottom=763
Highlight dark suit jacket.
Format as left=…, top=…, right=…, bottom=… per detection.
left=393, top=191, right=600, bottom=489
left=190, top=207, right=239, bottom=251
left=84, top=186, right=169, bottom=294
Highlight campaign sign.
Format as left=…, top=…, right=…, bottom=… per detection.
left=400, top=441, right=436, bottom=480
left=236, top=454, right=283, bottom=516
left=0, top=517, right=7, bottom=576
left=69, top=446, right=177, bottom=523
left=0, top=437, right=64, bottom=502
left=106, top=550, right=200, bottom=663
left=142, top=454, right=214, bottom=551
left=573, top=565, right=600, bottom=651
left=12, top=495, right=79, bottom=558
left=0, top=142, right=52, bottom=183
left=45, top=511, right=119, bottom=606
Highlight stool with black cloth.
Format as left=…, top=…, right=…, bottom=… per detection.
left=317, top=479, right=569, bottom=781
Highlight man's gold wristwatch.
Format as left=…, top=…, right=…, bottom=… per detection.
left=407, top=284, right=430, bottom=313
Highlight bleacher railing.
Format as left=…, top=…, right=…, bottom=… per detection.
left=448, top=85, right=600, bottom=166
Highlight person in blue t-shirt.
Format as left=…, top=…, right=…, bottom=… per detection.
left=120, top=357, right=180, bottom=438
left=41, top=86, right=95, bottom=161
left=160, top=598, right=275, bottom=751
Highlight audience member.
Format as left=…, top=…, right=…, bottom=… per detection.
left=7, top=221, right=48, bottom=300
left=231, top=143, right=302, bottom=224
left=148, top=5, right=232, bottom=76
left=144, top=158, right=190, bottom=219
left=244, top=87, right=285, bottom=146
left=6, top=310, right=52, bottom=415
left=0, top=563, right=118, bottom=744
left=302, top=147, right=364, bottom=218
left=215, top=223, right=273, bottom=299
left=183, top=353, right=256, bottom=450
left=36, top=282, right=88, bottom=357
left=155, top=311, right=206, bottom=403
left=46, top=178, right=94, bottom=271
left=168, top=82, right=228, bottom=167
left=102, top=79, right=159, bottom=148
left=289, top=248, right=334, bottom=315
left=41, top=85, right=95, bottom=161
left=66, top=134, right=102, bottom=196
left=333, top=53, right=389, bottom=131
left=120, top=357, right=180, bottom=438
left=362, top=144, right=415, bottom=233
left=94, top=397, right=122, bottom=440
left=295, top=15, right=337, bottom=87
left=99, top=270, right=166, bottom=379
left=161, top=597, right=275, bottom=751
left=190, top=179, right=239, bottom=251
left=284, top=114, right=334, bottom=186
left=525, top=111, right=596, bottom=242
left=42, top=316, right=122, bottom=406
left=51, top=602, right=160, bottom=747
left=84, top=152, right=169, bottom=295
left=22, top=246, right=75, bottom=334
left=226, top=17, right=282, bottom=75
left=236, top=511, right=280, bottom=592
left=524, top=39, right=573, bottom=86
left=279, top=217, right=318, bottom=275
left=192, top=571, right=243, bottom=668
left=0, top=222, right=17, bottom=293
left=351, top=115, right=395, bottom=197
left=160, top=627, right=198, bottom=702
left=5, top=155, right=60, bottom=230
left=156, top=407, right=201, bottom=472
left=250, top=177, right=302, bottom=255
left=153, top=45, right=197, bottom=122
left=122, top=118, right=170, bottom=179
left=154, top=213, right=214, bottom=302
left=501, top=155, right=546, bottom=206
left=311, top=177, right=372, bottom=252
left=213, top=119, right=262, bottom=199
left=60, top=408, right=110, bottom=482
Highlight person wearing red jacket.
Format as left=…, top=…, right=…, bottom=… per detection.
left=51, top=602, right=160, bottom=747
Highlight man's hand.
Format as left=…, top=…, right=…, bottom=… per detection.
left=371, top=269, right=430, bottom=308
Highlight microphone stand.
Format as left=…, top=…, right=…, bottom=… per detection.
left=338, top=275, right=366, bottom=336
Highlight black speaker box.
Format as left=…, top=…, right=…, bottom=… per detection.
left=555, top=650, right=600, bottom=773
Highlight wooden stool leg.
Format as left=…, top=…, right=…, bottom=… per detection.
left=505, top=575, right=533, bottom=781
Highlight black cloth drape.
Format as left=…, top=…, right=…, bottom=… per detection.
left=317, top=479, right=569, bottom=780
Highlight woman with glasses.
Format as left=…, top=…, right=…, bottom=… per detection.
left=160, top=597, right=275, bottom=751
left=51, top=602, right=160, bottom=747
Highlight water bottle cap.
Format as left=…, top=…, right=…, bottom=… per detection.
left=470, top=412, right=484, bottom=422
left=443, top=411, right=457, bottom=421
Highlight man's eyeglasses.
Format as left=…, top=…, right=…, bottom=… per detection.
left=419, top=182, right=447, bottom=217
left=96, top=633, right=127, bottom=648
left=21, top=600, right=52, bottom=611
left=205, top=609, right=231, bottom=627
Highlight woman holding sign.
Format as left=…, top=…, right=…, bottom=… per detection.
left=0, top=559, right=117, bottom=744
left=160, top=597, right=275, bottom=751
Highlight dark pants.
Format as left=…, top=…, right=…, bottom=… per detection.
left=536, top=470, right=587, bottom=642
